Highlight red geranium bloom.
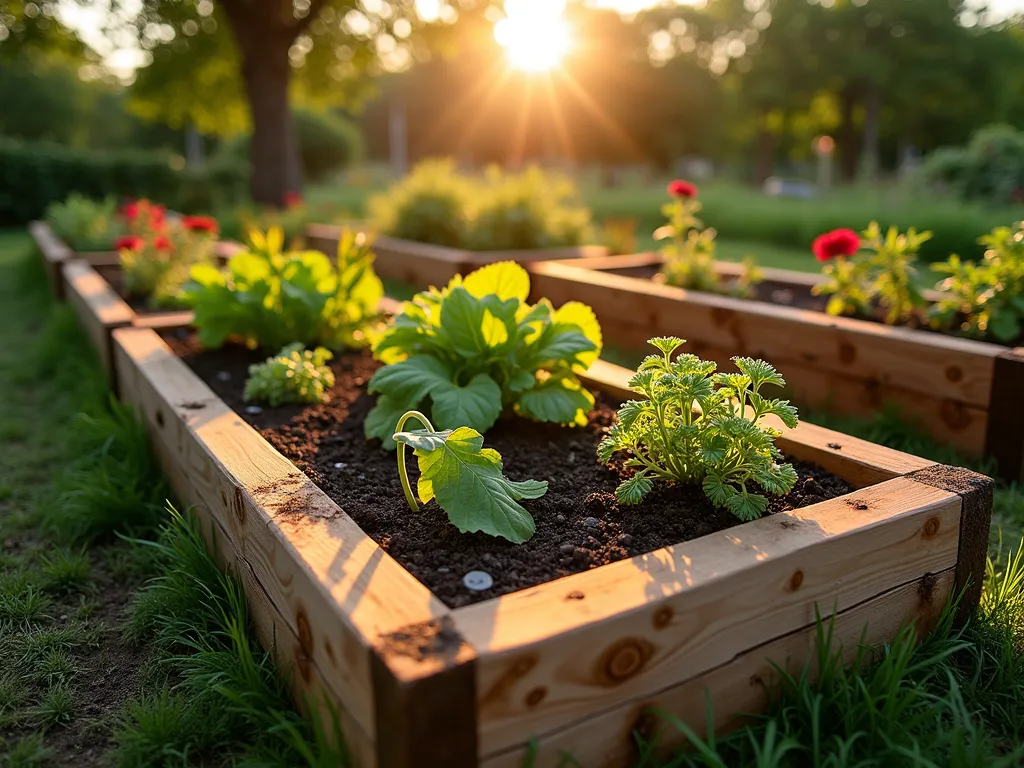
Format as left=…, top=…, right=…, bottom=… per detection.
left=667, top=179, right=698, bottom=199
left=182, top=215, right=219, bottom=235
left=121, top=201, right=141, bottom=222
left=283, top=191, right=303, bottom=208
left=154, top=235, right=173, bottom=252
left=115, top=235, right=145, bottom=252
left=812, top=228, right=860, bottom=262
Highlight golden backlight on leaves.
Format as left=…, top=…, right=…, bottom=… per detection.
left=493, top=0, right=572, bottom=72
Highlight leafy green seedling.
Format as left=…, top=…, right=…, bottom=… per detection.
left=366, top=261, right=602, bottom=447
left=244, top=343, right=335, bottom=406
left=393, top=410, right=548, bottom=543
left=598, top=337, right=799, bottom=521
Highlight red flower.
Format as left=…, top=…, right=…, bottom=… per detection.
left=667, top=179, right=698, bottom=199
left=154, top=235, right=173, bottom=252
left=182, top=215, right=219, bottom=235
left=283, top=191, right=303, bottom=208
left=812, top=229, right=861, bottom=262
left=115, top=235, right=145, bottom=252
left=121, top=201, right=141, bottom=222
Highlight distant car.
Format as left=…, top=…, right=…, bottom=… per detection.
left=763, top=177, right=816, bottom=199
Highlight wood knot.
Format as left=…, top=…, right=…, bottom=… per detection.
left=233, top=486, right=246, bottom=525
left=524, top=687, right=547, bottom=708
left=296, top=607, right=313, bottom=655
left=653, top=606, right=673, bottom=630
left=597, top=638, right=654, bottom=685
left=155, top=409, right=165, bottom=428
left=939, top=399, right=972, bottom=431
left=922, top=517, right=940, bottom=539
left=838, top=342, right=857, bottom=365
left=787, top=569, right=804, bottom=592
left=632, top=709, right=658, bottom=743
left=749, top=674, right=765, bottom=688
left=918, top=572, right=938, bottom=605
left=566, top=591, right=585, bottom=600
left=945, top=365, right=963, bottom=383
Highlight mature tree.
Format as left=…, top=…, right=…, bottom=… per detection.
left=125, top=0, right=425, bottom=204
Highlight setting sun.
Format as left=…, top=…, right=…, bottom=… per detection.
left=493, top=0, right=572, bottom=72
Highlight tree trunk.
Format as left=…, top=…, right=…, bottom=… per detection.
left=240, top=42, right=302, bottom=206
left=860, top=81, right=881, bottom=181
left=837, top=84, right=859, bottom=182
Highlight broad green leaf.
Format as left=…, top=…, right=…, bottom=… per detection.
left=524, top=326, right=597, bottom=368
left=462, top=261, right=530, bottom=302
left=430, top=373, right=503, bottom=433
left=516, top=378, right=594, bottom=425
left=364, top=394, right=411, bottom=447
left=616, top=471, right=653, bottom=505
left=392, top=428, right=452, bottom=452
left=439, top=287, right=489, bottom=357
left=553, top=301, right=603, bottom=369
left=405, top=426, right=544, bottom=543
left=368, top=356, right=454, bottom=406
left=507, top=368, right=537, bottom=392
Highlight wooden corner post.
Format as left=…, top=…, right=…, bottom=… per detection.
left=371, top=616, right=478, bottom=767
left=908, top=464, right=994, bottom=624
left=984, top=347, right=1024, bottom=484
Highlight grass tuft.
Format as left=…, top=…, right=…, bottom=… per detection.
left=32, top=679, right=75, bottom=728
left=38, top=547, right=91, bottom=595
left=0, top=732, right=54, bottom=767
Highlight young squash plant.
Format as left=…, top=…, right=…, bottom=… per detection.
left=366, top=261, right=602, bottom=447
left=184, top=227, right=383, bottom=350
left=598, top=337, right=799, bottom=522
left=393, top=411, right=547, bottom=543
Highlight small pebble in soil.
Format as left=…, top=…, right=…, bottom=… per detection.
left=559, top=543, right=575, bottom=554
left=437, top=566, right=450, bottom=573
left=463, top=570, right=494, bottom=591
left=216, top=371, right=232, bottom=382
left=245, top=405, right=263, bottom=415
left=334, top=462, right=347, bottom=469
left=555, top=514, right=566, bottom=524
left=582, top=516, right=601, bottom=529
left=620, top=534, right=633, bottom=547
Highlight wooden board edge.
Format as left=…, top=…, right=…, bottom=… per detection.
left=62, top=258, right=135, bottom=381
left=581, top=358, right=936, bottom=486
left=984, top=347, right=1024, bottom=483
left=906, top=464, right=994, bottom=623
left=478, top=567, right=956, bottom=767
left=29, top=220, right=72, bottom=300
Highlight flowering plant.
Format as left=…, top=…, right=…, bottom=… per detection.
left=117, top=200, right=218, bottom=308
left=655, top=180, right=760, bottom=297
left=930, top=221, right=1024, bottom=342
left=813, top=223, right=931, bottom=325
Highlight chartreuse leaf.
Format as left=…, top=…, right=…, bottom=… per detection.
left=368, top=261, right=603, bottom=446
left=393, top=414, right=546, bottom=544
left=615, top=471, right=653, bottom=505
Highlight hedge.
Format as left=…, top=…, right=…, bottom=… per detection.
left=0, top=138, right=247, bottom=225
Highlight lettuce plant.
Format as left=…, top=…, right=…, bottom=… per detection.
left=814, top=223, right=931, bottom=325
left=184, top=227, right=383, bottom=350
left=366, top=261, right=602, bottom=447
left=598, top=337, right=798, bottom=521
left=244, top=343, right=335, bottom=406
left=393, top=410, right=547, bottom=543
left=931, top=221, right=1024, bottom=342
left=656, top=180, right=760, bottom=297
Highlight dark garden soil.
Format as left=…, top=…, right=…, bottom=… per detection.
left=166, top=333, right=854, bottom=608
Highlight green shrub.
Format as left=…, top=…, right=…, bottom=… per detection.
left=0, top=138, right=246, bottom=225
left=44, top=194, right=124, bottom=252
left=921, top=125, right=1024, bottom=205
left=368, top=159, right=595, bottom=250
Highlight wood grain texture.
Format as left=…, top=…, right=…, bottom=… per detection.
left=479, top=568, right=956, bottom=767
left=29, top=220, right=74, bottom=299
left=580, top=359, right=936, bottom=489
left=62, top=259, right=135, bottom=378
left=451, top=477, right=961, bottom=756
left=112, top=327, right=449, bottom=746
left=530, top=262, right=1004, bottom=460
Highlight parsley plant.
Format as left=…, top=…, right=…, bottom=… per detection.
left=598, top=337, right=799, bottom=521
left=244, top=343, right=335, bottom=406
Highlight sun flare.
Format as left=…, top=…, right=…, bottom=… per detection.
left=494, top=0, right=572, bottom=72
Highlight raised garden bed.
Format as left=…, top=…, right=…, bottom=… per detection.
left=109, top=319, right=991, bottom=767
left=527, top=254, right=1024, bottom=483
left=305, top=224, right=608, bottom=287
left=59, top=241, right=244, bottom=379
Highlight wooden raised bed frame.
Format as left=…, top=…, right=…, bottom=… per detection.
left=109, top=321, right=991, bottom=767
left=527, top=254, right=1024, bottom=484
left=305, top=224, right=608, bottom=288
